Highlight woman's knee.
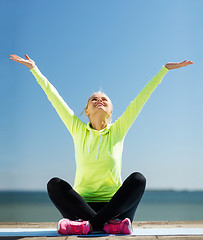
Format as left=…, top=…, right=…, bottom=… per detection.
left=128, top=172, right=146, bottom=189
left=47, top=177, right=72, bottom=193
left=47, top=177, right=61, bottom=192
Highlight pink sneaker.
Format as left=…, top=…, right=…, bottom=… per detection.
left=103, top=218, right=132, bottom=234
left=57, top=218, right=91, bottom=235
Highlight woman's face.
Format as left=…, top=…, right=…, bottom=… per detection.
left=85, top=92, right=112, bottom=119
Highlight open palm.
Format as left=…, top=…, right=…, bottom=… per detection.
left=10, top=54, right=35, bottom=69
left=165, top=60, right=193, bottom=70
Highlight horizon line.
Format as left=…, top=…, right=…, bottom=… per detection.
left=0, top=188, right=203, bottom=192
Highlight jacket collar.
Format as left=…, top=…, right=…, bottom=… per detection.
left=86, top=122, right=111, bottom=135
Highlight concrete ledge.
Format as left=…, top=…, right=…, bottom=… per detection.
left=0, top=221, right=203, bottom=240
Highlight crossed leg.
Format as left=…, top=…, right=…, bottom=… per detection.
left=47, top=172, right=146, bottom=231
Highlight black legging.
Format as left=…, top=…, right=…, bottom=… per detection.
left=47, top=172, right=146, bottom=230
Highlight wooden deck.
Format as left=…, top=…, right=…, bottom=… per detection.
left=0, top=221, right=203, bottom=240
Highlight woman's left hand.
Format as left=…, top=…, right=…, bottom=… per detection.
left=165, top=60, right=193, bottom=70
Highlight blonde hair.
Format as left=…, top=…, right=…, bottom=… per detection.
left=81, top=91, right=113, bottom=123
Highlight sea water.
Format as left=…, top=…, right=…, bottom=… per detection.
left=0, top=190, right=202, bottom=222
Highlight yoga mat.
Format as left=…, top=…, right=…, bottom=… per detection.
left=0, top=228, right=203, bottom=237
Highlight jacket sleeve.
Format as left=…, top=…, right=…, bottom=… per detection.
left=30, top=66, right=83, bottom=136
left=112, top=66, right=169, bottom=138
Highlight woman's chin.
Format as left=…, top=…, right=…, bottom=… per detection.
left=94, top=108, right=109, bottom=115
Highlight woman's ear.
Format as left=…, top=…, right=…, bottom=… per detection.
left=109, top=110, right=112, bottom=116
left=85, top=109, right=89, bottom=116
left=107, top=110, right=112, bottom=119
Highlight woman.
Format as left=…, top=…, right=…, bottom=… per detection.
left=10, top=54, right=193, bottom=235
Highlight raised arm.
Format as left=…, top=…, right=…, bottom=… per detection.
left=10, top=54, right=83, bottom=136
left=113, top=60, right=193, bottom=138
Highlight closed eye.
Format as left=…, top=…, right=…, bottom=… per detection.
left=91, top=97, right=108, bottom=102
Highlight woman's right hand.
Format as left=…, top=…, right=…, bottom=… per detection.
left=10, top=54, right=35, bottom=69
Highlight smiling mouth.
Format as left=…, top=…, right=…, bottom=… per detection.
left=96, top=103, right=104, bottom=107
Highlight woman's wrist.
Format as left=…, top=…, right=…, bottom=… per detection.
left=29, top=64, right=36, bottom=70
left=164, top=64, right=171, bottom=70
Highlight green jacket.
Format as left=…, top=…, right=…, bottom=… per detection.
left=30, top=66, right=168, bottom=202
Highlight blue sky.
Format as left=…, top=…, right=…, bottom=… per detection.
left=0, top=0, right=202, bottom=191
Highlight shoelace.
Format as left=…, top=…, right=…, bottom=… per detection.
left=109, top=224, right=121, bottom=234
left=71, top=224, right=84, bottom=234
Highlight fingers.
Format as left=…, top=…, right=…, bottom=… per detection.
left=10, top=54, right=30, bottom=61
left=25, top=54, right=30, bottom=60
left=177, top=60, right=193, bottom=68
left=183, top=60, right=193, bottom=64
left=10, top=54, right=20, bottom=58
left=10, top=54, right=22, bottom=60
left=10, top=54, right=23, bottom=63
left=181, top=60, right=194, bottom=66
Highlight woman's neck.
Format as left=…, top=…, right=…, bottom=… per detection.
left=89, top=115, right=108, bottom=131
